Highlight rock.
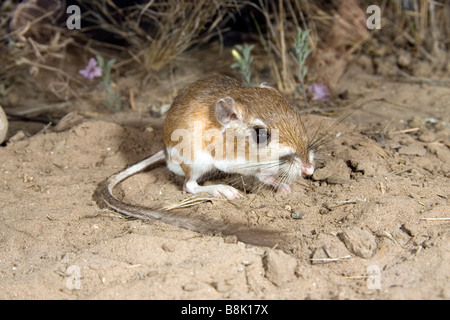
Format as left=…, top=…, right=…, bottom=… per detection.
left=427, top=143, right=450, bottom=163
left=262, top=249, right=297, bottom=286
left=418, top=131, right=436, bottom=143
left=291, top=210, right=306, bottom=219
left=0, top=105, right=7, bottom=144
left=398, top=145, right=427, bottom=156
left=161, top=242, right=176, bottom=252
left=338, top=227, right=377, bottom=259
left=182, top=281, right=200, bottom=292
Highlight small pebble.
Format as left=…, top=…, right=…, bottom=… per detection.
left=291, top=210, right=306, bottom=219
left=182, top=282, right=199, bottom=292
left=161, top=242, right=176, bottom=252
left=398, top=145, right=427, bottom=156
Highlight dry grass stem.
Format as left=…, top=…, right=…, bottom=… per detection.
left=419, top=217, right=450, bottom=221
left=163, top=196, right=226, bottom=211
left=310, top=255, right=352, bottom=263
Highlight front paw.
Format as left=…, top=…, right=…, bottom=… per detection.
left=276, top=183, right=291, bottom=194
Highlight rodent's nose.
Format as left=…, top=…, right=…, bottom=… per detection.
left=302, top=163, right=314, bottom=176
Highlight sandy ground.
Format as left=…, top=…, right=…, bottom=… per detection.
left=0, top=61, right=449, bottom=299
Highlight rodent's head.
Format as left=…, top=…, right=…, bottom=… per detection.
left=214, top=84, right=314, bottom=186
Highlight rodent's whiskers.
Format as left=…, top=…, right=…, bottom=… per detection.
left=278, top=161, right=295, bottom=185
left=307, top=98, right=385, bottom=152
left=307, top=111, right=352, bottom=151
left=223, top=159, right=283, bottom=172
left=224, top=158, right=297, bottom=195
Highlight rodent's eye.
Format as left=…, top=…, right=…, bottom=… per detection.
left=252, top=127, right=271, bottom=145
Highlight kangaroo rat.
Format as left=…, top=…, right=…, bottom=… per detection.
left=96, top=75, right=314, bottom=245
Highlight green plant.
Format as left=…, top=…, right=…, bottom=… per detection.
left=96, top=55, right=121, bottom=112
left=231, top=44, right=254, bottom=87
left=290, top=26, right=311, bottom=101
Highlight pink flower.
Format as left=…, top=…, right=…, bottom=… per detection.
left=79, top=58, right=102, bottom=80
left=308, top=83, right=330, bottom=101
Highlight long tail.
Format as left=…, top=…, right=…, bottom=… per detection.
left=95, top=150, right=282, bottom=248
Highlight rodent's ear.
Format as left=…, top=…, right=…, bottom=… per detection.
left=215, top=97, right=241, bottom=125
